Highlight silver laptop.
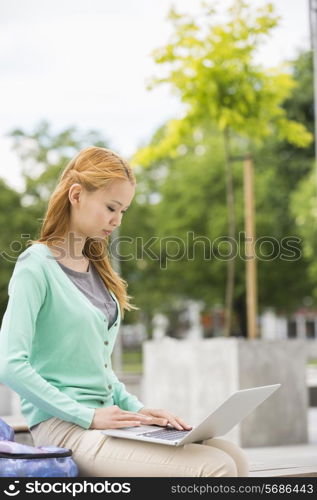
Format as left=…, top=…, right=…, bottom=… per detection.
left=101, top=383, right=281, bottom=446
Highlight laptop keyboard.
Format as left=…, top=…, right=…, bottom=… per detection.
left=140, top=428, right=191, bottom=441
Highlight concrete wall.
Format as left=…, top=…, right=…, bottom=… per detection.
left=0, top=385, right=23, bottom=416
left=142, top=337, right=309, bottom=447
left=0, top=384, right=15, bottom=414
left=307, top=340, right=317, bottom=360
left=238, top=339, right=308, bottom=446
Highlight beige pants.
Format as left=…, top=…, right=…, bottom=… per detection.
left=31, top=417, right=249, bottom=477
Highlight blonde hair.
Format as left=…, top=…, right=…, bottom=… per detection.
left=28, top=146, right=139, bottom=320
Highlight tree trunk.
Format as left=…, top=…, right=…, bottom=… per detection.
left=223, top=127, right=236, bottom=337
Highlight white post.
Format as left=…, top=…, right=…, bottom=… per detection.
left=152, top=313, right=169, bottom=340
left=186, top=300, right=204, bottom=340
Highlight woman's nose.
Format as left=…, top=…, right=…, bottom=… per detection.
left=110, top=213, right=121, bottom=227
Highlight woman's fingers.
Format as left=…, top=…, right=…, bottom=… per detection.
left=145, top=410, right=182, bottom=429
left=166, top=416, right=183, bottom=430
left=113, top=420, right=142, bottom=428
left=150, top=417, right=169, bottom=426
left=118, top=411, right=151, bottom=421
left=116, top=408, right=192, bottom=431
left=152, top=412, right=192, bottom=430
left=174, top=417, right=193, bottom=430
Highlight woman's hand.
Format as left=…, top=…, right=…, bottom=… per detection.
left=90, top=405, right=152, bottom=430
left=138, top=408, right=192, bottom=430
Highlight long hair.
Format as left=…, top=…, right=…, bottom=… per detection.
left=28, top=146, right=139, bottom=320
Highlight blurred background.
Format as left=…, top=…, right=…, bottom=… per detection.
left=1, top=0, right=317, bottom=458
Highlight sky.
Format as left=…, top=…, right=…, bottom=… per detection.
left=0, top=0, right=311, bottom=192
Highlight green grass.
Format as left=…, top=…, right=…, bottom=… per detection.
left=122, top=349, right=143, bottom=373
left=308, top=358, right=317, bottom=366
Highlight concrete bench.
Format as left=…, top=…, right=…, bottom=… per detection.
left=1, top=414, right=34, bottom=446
left=1, top=416, right=317, bottom=477
left=246, top=444, right=317, bottom=477
left=250, top=465, right=317, bottom=477
left=2, top=414, right=29, bottom=432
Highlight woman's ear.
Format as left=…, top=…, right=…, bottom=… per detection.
left=68, top=183, right=82, bottom=206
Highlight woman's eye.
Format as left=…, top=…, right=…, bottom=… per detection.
left=107, top=206, right=127, bottom=215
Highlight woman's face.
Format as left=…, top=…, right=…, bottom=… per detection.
left=69, top=179, right=135, bottom=240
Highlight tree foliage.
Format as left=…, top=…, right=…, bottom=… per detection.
left=133, top=0, right=312, bottom=168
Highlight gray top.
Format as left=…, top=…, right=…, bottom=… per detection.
left=56, top=259, right=118, bottom=328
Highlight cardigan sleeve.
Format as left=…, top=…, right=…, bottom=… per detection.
left=108, top=363, right=144, bottom=413
left=0, top=262, right=95, bottom=430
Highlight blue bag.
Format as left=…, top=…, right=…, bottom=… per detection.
left=0, top=417, right=78, bottom=477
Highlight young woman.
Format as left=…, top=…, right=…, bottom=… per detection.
left=0, top=146, right=249, bottom=477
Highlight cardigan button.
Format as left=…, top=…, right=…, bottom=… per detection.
left=108, top=385, right=112, bottom=390
left=104, top=340, right=108, bottom=345
left=104, top=363, right=108, bottom=368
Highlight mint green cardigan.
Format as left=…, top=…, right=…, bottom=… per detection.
left=0, top=243, right=144, bottom=429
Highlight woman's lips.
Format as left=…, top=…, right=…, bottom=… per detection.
left=103, top=230, right=111, bottom=235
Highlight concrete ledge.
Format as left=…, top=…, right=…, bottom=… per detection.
left=0, top=414, right=33, bottom=446
left=143, top=337, right=309, bottom=447
left=2, top=414, right=316, bottom=477
left=250, top=465, right=317, bottom=477
left=1, top=414, right=29, bottom=432
left=246, top=443, right=317, bottom=477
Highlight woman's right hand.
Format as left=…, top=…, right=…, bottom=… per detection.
left=89, top=405, right=152, bottom=430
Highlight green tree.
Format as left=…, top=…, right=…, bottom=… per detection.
left=291, top=169, right=317, bottom=301
left=254, top=50, right=315, bottom=315
left=133, top=0, right=312, bottom=335
left=0, top=180, right=37, bottom=320
left=133, top=119, right=313, bottom=337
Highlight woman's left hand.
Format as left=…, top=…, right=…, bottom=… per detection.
left=138, top=408, right=192, bottom=430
